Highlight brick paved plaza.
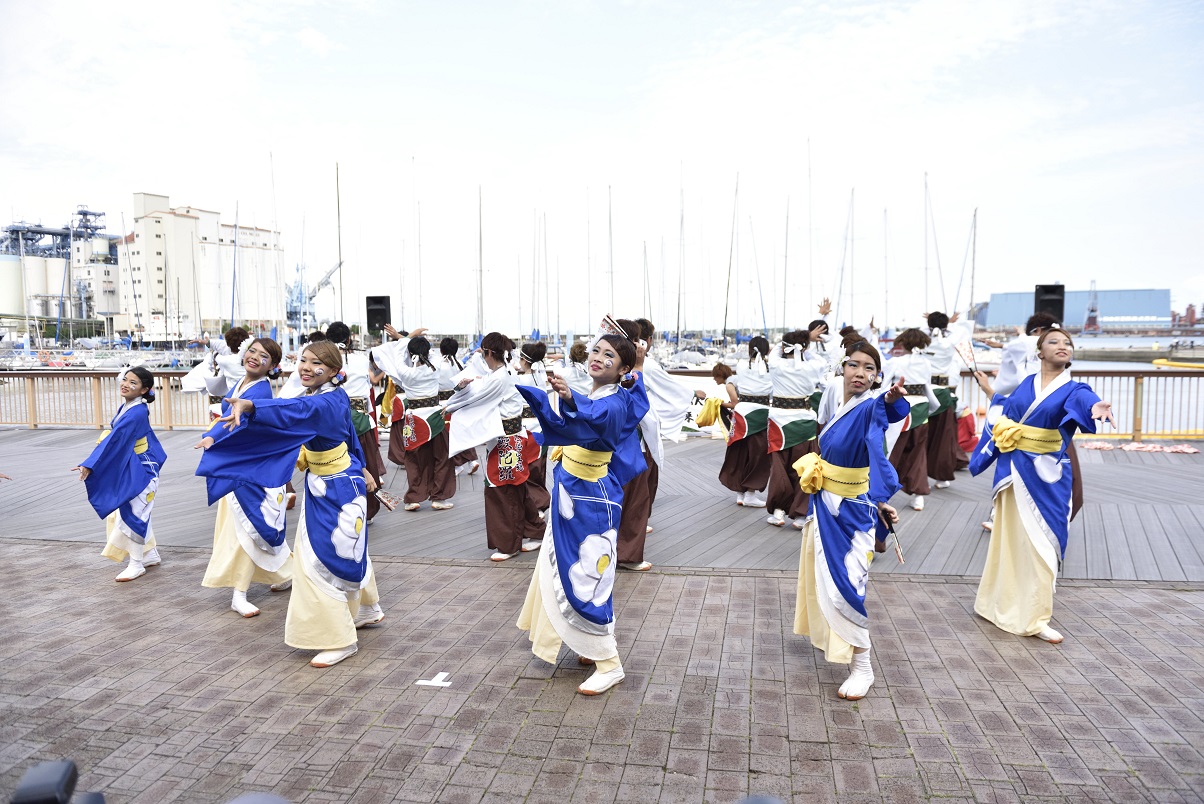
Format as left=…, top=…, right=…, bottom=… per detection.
left=3, top=539, right=1204, bottom=802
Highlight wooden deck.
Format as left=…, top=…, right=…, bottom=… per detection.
left=2, top=427, right=1203, bottom=582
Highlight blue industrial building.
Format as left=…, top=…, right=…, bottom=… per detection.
left=983, top=288, right=1172, bottom=330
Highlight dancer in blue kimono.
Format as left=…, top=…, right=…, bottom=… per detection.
left=75, top=365, right=166, bottom=582
left=207, top=340, right=383, bottom=668
left=793, top=342, right=908, bottom=700
left=195, top=337, right=292, bottom=618
left=970, top=328, right=1115, bottom=644
left=515, top=332, right=648, bottom=696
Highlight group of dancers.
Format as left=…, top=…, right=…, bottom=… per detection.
left=73, top=306, right=1113, bottom=698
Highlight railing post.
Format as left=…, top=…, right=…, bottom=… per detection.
left=92, top=376, right=105, bottom=429
left=1132, top=375, right=1144, bottom=442
left=24, top=376, right=38, bottom=430
left=161, top=378, right=174, bottom=430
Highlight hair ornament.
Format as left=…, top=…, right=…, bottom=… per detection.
left=145, top=387, right=156, bottom=401
left=331, top=369, right=348, bottom=386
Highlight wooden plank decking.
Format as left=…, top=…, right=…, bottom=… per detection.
left=2, top=427, right=1203, bottom=582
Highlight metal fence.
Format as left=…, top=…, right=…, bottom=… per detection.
left=1, top=367, right=1202, bottom=439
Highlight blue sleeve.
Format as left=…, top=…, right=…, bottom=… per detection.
left=80, top=407, right=141, bottom=471
left=516, top=383, right=630, bottom=447
left=885, top=395, right=910, bottom=424
left=968, top=392, right=1006, bottom=477
left=868, top=396, right=902, bottom=503
left=1061, top=381, right=1101, bottom=436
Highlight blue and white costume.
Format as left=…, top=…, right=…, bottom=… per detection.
left=196, top=376, right=292, bottom=591
left=793, top=389, right=908, bottom=663
left=82, top=397, right=166, bottom=564
left=969, top=370, right=1100, bottom=635
left=202, top=386, right=380, bottom=650
left=515, top=376, right=648, bottom=663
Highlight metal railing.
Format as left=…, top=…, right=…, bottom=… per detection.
left=1, top=367, right=1202, bottom=438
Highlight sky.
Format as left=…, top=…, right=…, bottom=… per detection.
left=2, top=0, right=1202, bottom=337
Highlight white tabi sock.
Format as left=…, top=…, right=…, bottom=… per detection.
left=231, top=589, right=260, bottom=617
left=838, top=649, right=875, bottom=700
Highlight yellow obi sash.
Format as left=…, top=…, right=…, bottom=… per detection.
left=95, top=430, right=148, bottom=454
left=560, top=445, right=612, bottom=481
left=297, top=443, right=351, bottom=475
left=991, top=416, right=1062, bottom=454
left=792, top=453, right=870, bottom=497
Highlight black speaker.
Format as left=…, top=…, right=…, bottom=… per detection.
left=366, top=296, right=391, bottom=332
left=1034, top=284, right=1064, bottom=323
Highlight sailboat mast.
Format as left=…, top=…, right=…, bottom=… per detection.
left=336, top=164, right=343, bottom=321
left=607, top=186, right=614, bottom=313
left=781, top=197, right=790, bottom=332
left=883, top=209, right=889, bottom=328
left=476, top=187, right=484, bottom=342
left=720, top=175, right=739, bottom=345
left=675, top=181, right=684, bottom=347
left=923, top=172, right=928, bottom=312
left=969, top=208, right=977, bottom=315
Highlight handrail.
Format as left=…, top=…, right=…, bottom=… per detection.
left=1, top=367, right=1202, bottom=438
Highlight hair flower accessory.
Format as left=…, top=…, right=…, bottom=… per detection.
left=331, top=369, right=348, bottom=386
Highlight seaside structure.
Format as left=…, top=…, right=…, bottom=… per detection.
left=0, top=208, right=121, bottom=339
left=0, top=195, right=287, bottom=345
left=116, top=193, right=287, bottom=342
left=983, top=288, right=1172, bottom=331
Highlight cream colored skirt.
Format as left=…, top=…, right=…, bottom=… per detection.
left=516, top=528, right=620, bottom=666
left=202, top=496, right=293, bottom=591
left=794, top=518, right=855, bottom=665
left=101, top=511, right=157, bottom=563
left=284, top=511, right=379, bottom=651
left=975, top=484, right=1056, bottom=636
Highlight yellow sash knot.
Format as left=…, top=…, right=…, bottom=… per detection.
left=95, top=430, right=147, bottom=454
left=792, top=453, right=870, bottom=497
left=560, top=445, right=612, bottom=481
left=991, top=416, right=1062, bottom=454
left=297, top=443, right=352, bottom=475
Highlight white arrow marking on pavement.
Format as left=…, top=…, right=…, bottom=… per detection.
left=416, top=672, right=452, bottom=688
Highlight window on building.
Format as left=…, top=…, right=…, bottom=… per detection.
left=155, top=233, right=162, bottom=239
left=156, top=251, right=162, bottom=256
left=201, top=236, right=208, bottom=241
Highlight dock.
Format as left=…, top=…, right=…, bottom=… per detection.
left=4, top=428, right=1203, bottom=583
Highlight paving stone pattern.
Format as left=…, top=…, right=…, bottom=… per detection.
left=3, top=540, right=1204, bottom=802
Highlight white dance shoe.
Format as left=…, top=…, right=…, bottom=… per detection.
left=935, top=480, right=951, bottom=489
left=490, top=550, right=519, bottom=562
left=577, top=665, right=625, bottom=696
left=115, top=562, right=145, bottom=582
left=311, top=645, right=358, bottom=668
left=354, top=603, right=385, bottom=628
left=520, top=539, right=542, bottom=552
left=766, top=509, right=787, bottom=527
left=231, top=590, right=260, bottom=618
left=619, top=561, right=652, bottom=572
left=1036, top=626, right=1064, bottom=643
left=270, top=579, right=292, bottom=592
left=837, top=651, right=875, bottom=700
left=744, top=492, right=767, bottom=508
left=910, top=495, right=925, bottom=511
left=736, top=492, right=747, bottom=506
left=143, top=548, right=162, bottom=567
left=431, top=500, right=454, bottom=510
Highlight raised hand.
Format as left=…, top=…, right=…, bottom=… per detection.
left=548, top=373, right=573, bottom=401
left=817, top=297, right=832, bottom=316
left=383, top=324, right=401, bottom=341
left=1091, top=400, right=1117, bottom=429
left=195, top=436, right=215, bottom=450
left=884, top=375, right=906, bottom=403
left=218, top=397, right=255, bottom=431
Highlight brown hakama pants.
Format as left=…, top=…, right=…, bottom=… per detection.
left=765, top=440, right=819, bottom=519
left=718, top=431, right=772, bottom=494
left=889, top=425, right=931, bottom=496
